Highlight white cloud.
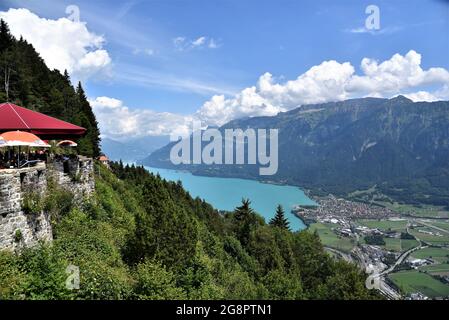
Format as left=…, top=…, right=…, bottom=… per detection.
left=92, top=50, right=449, bottom=138
left=345, top=26, right=402, bottom=35
left=90, top=96, right=194, bottom=140
left=195, top=50, right=449, bottom=126
left=403, top=91, right=438, bottom=102
left=173, top=35, right=220, bottom=51
left=0, top=8, right=112, bottom=81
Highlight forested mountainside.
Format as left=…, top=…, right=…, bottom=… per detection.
left=0, top=162, right=378, bottom=299
left=144, top=96, right=449, bottom=208
left=0, top=20, right=101, bottom=157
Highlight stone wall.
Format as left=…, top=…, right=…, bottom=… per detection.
left=0, top=157, right=94, bottom=251
left=48, top=156, right=95, bottom=202
left=0, top=163, right=52, bottom=251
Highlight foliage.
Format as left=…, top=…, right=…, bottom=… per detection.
left=364, top=234, right=386, bottom=246
left=14, top=229, right=23, bottom=243
left=0, top=20, right=101, bottom=157
left=22, top=190, right=44, bottom=214
left=269, top=204, right=290, bottom=230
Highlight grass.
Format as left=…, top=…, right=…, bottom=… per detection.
left=384, top=238, right=401, bottom=252
left=377, top=238, right=418, bottom=252
left=420, top=264, right=449, bottom=275
left=411, top=247, right=449, bottom=262
left=388, top=270, right=449, bottom=298
left=357, top=219, right=408, bottom=232
left=380, top=202, right=449, bottom=218
left=425, top=221, right=449, bottom=232
left=409, top=228, right=449, bottom=246
left=401, top=239, right=419, bottom=251
left=308, top=223, right=355, bottom=253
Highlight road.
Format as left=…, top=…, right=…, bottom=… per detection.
left=324, top=247, right=354, bottom=263
left=379, top=241, right=424, bottom=276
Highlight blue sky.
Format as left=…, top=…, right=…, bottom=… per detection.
left=1, top=0, right=448, bottom=138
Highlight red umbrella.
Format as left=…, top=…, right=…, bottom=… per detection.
left=0, top=131, right=50, bottom=147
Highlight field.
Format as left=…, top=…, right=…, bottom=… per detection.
left=308, top=223, right=355, bottom=253
left=409, top=227, right=449, bottom=246
left=384, top=238, right=401, bottom=251
left=400, top=239, right=420, bottom=251
left=388, top=270, right=449, bottom=298
left=357, top=219, right=408, bottom=232
left=379, top=202, right=449, bottom=219
left=425, top=221, right=449, bottom=232
left=371, top=238, right=419, bottom=252
left=411, top=247, right=449, bottom=263
left=419, top=263, right=449, bottom=275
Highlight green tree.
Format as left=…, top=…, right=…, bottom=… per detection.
left=269, top=204, right=290, bottom=230
left=134, top=260, right=186, bottom=299
left=0, top=19, right=13, bottom=53
left=76, top=82, right=101, bottom=157
left=233, top=199, right=261, bottom=246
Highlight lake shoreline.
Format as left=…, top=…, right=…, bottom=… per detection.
left=144, top=165, right=313, bottom=231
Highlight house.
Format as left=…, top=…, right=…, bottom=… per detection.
left=98, top=155, right=110, bottom=168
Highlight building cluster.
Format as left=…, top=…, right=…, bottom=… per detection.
left=294, top=195, right=395, bottom=224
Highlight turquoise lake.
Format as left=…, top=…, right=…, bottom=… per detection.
left=145, top=166, right=316, bottom=231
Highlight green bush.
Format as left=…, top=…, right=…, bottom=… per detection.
left=14, top=229, right=23, bottom=242
left=22, top=191, right=44, bottom=214
left=134, top=260, right=186, bottom=299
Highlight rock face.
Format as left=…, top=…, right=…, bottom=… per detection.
left=48, top=156, right=95, bottom=203
left=0, top=157, right=94, bottom=251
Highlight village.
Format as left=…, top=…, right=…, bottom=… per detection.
left=293, top=195, right=449, bottom=300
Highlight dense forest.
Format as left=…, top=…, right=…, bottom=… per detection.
left=0, top=162, right=379, bottom=299
left=0, top=19, right=101, bottom=157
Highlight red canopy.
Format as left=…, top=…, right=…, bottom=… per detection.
left=0, top=102, right=86, bottom=139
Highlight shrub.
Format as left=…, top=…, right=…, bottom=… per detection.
left=134, top=260, right=186, bottom=299
left=14, top=229, right=23, bottom=242
left=22, top=191, right=44, bottom=214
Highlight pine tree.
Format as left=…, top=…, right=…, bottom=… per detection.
left=233, top=198, right=258, bottom=246
left=269, top=204, right=290, bottom=230
left=76, top=82, right=101, bottom=157
left=0, top=19, right=14, bottom=53
left=234, top=198, right=254, bottom=221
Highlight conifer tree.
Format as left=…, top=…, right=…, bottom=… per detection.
left=269, top=204, right=290, bottom=230
left=234, top=198, right=258, bottom=246
left=0, top=19, right=13, bottom=53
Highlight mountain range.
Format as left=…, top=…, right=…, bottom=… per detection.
left=143, top=96, right=449, bottom=208
left=101, top=136, right=169, bottom=162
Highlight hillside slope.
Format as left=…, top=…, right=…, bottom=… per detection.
left=0, top=163, right=378, bottom=299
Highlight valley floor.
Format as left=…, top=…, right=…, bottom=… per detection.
left=299, top=195, right=449, bottom=300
